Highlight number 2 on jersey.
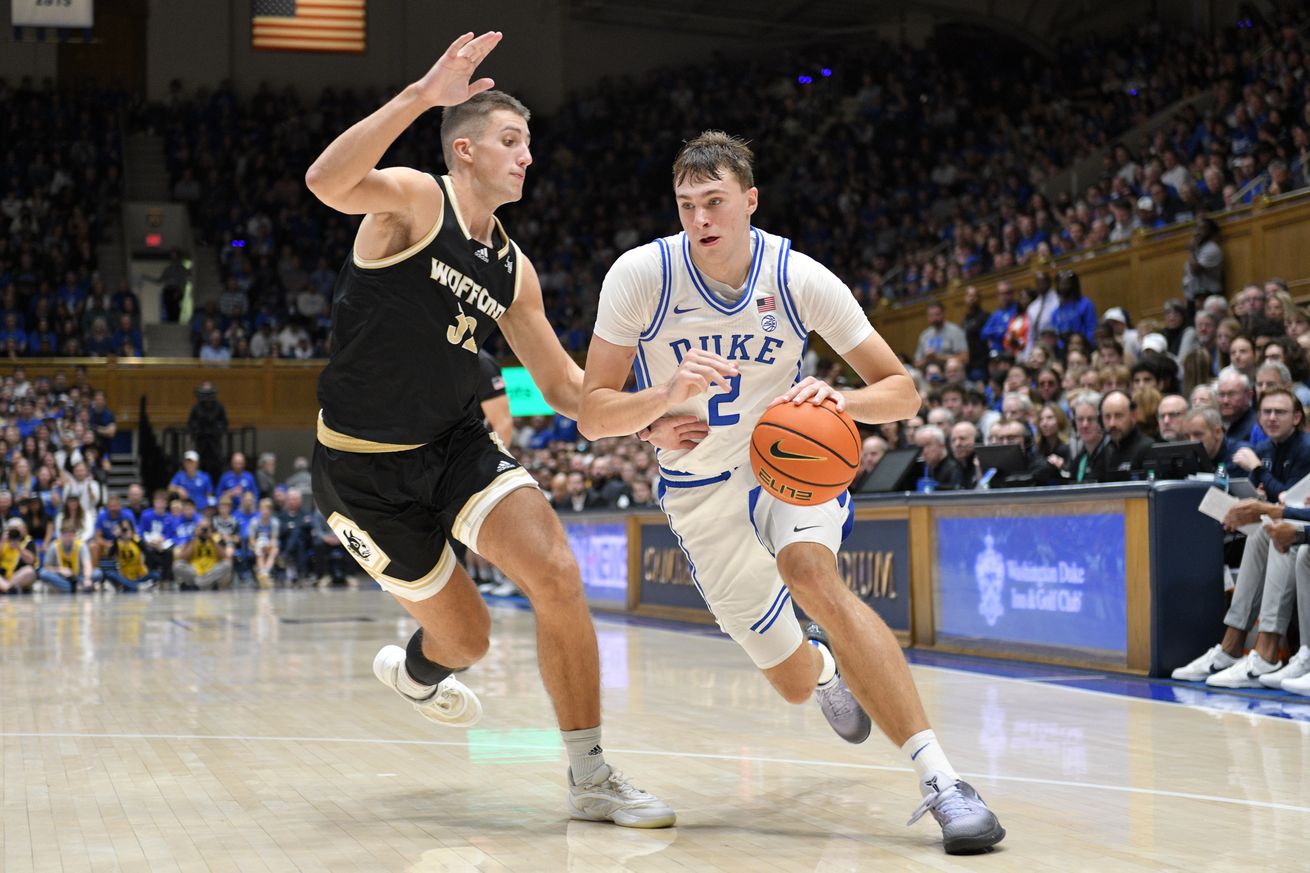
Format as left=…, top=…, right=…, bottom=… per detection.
left=708, top=374, right=741, bottom=426
left=447, top=311, right=478, bottom=353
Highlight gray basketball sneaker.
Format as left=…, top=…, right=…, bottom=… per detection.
left=567, top=765, right=677, bottom=828
left=805, top=623, right=871, bottom=744
left=907, top=771, right=1006, bottom=854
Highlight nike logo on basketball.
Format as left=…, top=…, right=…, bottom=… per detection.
left=769, top=440, right=825, bottom=462
left=673, top=305, right=699, bottom=314
left=793, top=524, right=821, bottom=533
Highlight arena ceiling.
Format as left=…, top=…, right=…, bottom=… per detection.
left=566, top=0, right=1146, bottom=53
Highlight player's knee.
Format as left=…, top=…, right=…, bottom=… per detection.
left=518, top=545, right=582, bottom=605
left=778, top=547, right=842, bottom=608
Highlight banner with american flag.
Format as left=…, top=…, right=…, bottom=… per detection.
left=252, top=0, right=366, bottom=53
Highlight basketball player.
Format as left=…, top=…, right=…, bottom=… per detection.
left=578, top=132, right=1005, bottom=853
left=305, top=31, right=673, bottom=828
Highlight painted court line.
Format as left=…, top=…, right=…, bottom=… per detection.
left=3, top=730, right=1307, bottom=816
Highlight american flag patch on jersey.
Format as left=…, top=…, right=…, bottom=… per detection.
left=756, top=296, right=776, bottom=313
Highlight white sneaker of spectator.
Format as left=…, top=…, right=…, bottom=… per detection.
left=1259, top=645, right=1310, bottom=689
left=1206, top=651, right=1283, bottom=688
left=1171, top=644, right=1236, bottom=681
left=1280, top=669, right=1310, bottom=697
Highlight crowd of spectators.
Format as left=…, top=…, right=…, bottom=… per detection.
left=115, top=4, right=1307, bottom=362
left=0, top=80, right=142, bottom=359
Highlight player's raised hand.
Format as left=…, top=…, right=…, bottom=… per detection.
left=665, top=350, right=737, bottom=406
left=769, top=376, right=845, bottom=412
left=639, top=415, right=711, bottom=450
left=414, top=31, right=502, bottom=108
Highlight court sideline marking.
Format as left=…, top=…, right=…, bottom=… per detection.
left=2, top=729, right=1307, bottom=816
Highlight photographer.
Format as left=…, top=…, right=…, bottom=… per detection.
left=99, top=518, right=156, bottom=593
left=0, top=518, right=37, bottom=593
left=92, top=493, right=138, bottom=564
left=172, top=519, right=233, bottom=591
left=38, top=522, right=93, bottom=594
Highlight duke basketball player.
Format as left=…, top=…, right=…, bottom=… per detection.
left=579, top=132, right=1005, bottom=855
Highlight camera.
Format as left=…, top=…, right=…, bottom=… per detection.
left=6, top=529, right=21, bottom=541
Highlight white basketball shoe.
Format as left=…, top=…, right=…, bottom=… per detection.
left=372, top=645, right=482, bottom=727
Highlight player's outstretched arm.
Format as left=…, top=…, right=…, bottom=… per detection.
left=499, top=255, right=586, bottom=418
left=578, top=340, right=736, bottom=440
left=304, top=30, right=501, bottom=215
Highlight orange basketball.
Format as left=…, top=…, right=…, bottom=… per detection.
left=749, top=398, right=861, bottom=505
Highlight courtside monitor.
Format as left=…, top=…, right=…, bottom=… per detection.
left=856, top=447, right=921, bottom=493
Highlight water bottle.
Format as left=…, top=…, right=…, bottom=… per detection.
left=1215, top=462, right=1229, bottom=494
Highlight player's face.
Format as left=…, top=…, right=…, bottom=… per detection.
left=469, top=110, right=532, bottom=203
left=674, top=172, right=758, bottom=265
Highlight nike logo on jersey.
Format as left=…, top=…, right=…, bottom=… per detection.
left=673, top=304, right=699, bottom=314
left=769, top=440, right=825, bottom=462
left=793, top=524, right=821, bottom=533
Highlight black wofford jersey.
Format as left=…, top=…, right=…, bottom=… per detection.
left=318, top=175, right=521, bottom=445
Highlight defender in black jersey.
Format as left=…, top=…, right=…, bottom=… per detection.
left=304, top=30, right=674, bottom=828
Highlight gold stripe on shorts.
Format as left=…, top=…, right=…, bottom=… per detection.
left=316, top=411, right=426, bottom=454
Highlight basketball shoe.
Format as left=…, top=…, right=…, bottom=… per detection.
left=1171, top=644, right=1237, bottom=681
left=1206, top=651, right=1282, bottom=688
left=805, top=623, right=871, bottom=743
left=372, top=645, right=482, bottom=727
left=907, top=771, right=1006, bottom=855
left=1259, top=645, right=1310, bottom=689
left=567, top=764, right=676, bottom=828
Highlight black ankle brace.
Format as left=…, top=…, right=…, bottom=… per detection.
left=405, top=628, right=454, bottom=687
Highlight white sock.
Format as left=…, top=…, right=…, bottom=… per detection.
left=901, top=729, right=958, bottom=787
left=562, top=726, right=608, bottom=785
left=811, top=639, right=837, bottom=686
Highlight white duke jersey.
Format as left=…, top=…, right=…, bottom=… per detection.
left=594, top=228, right=874, bottom=474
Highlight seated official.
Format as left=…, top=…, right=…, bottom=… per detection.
left=1229, top=389, right=1310, bottom=501
left=1091, top=390, right=1154, bottom=481
left=1063, top=393, right=1106, bottom=483
left=985, top=419, right=1066, bottom=486
left=849, top=435, right=888, bottom=492
left=913, top=425, right=963, bottom=490
left=950, top=422, right=980, bottom=489
left=1181, top=406, right=1244, bottom=475
left=1156, top=394, right=1190, bottom=442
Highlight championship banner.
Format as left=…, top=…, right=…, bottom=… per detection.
left=12, top=0, right=93, bottom=28
left=252, top=0, right=365, bottom=53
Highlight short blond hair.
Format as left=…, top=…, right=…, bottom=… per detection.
left=440, top=91, right=530, bottom=168
left=672, top=130, right=754, bottom=190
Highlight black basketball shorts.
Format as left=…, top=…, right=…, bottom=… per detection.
left=311, top=416, right=537, bottom=601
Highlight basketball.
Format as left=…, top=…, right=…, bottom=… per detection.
left=749, top=399, right=861, bottom=505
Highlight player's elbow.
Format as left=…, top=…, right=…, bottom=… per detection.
left=304, top=165, right=347, bottom=210
left=887, top=374, right=921, bottom=419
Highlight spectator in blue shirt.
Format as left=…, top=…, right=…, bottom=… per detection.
left=169, top=450, right=214, bottom=508
left=979, top=280, right=1018, bottom=355
left=89, top=390, right=117, bottom=454
left=1052, top=270, right=1098, bottom=348
left=110, top=313, right=144, bottom=357
left=1230, top=389, right=1310, bottom=501
left=138, top=488, right=177, bottom=578
left=92, top=493, right=138, bottom=562
left=172, top=498, right=200, bottom=544
left=217, top=452, right=259, bottom=503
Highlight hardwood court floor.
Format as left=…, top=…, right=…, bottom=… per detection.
left=2, top=590, right=1308, bottom=872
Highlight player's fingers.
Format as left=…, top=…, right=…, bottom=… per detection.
left=663, top=415, right=701, bottom=427
left=468, top=77, right=495, bottom=96
left=687, top=350, right=738, bottom=374
left=790, top=384, right=818, bottom=404
left=828, top=391, right=846, bottom=412
left=445, top=32, right=475, bottom=56
left=465, top=31, right=502, bottom=62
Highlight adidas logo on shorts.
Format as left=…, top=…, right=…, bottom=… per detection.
left=496, top=460, right=515, bottom=473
